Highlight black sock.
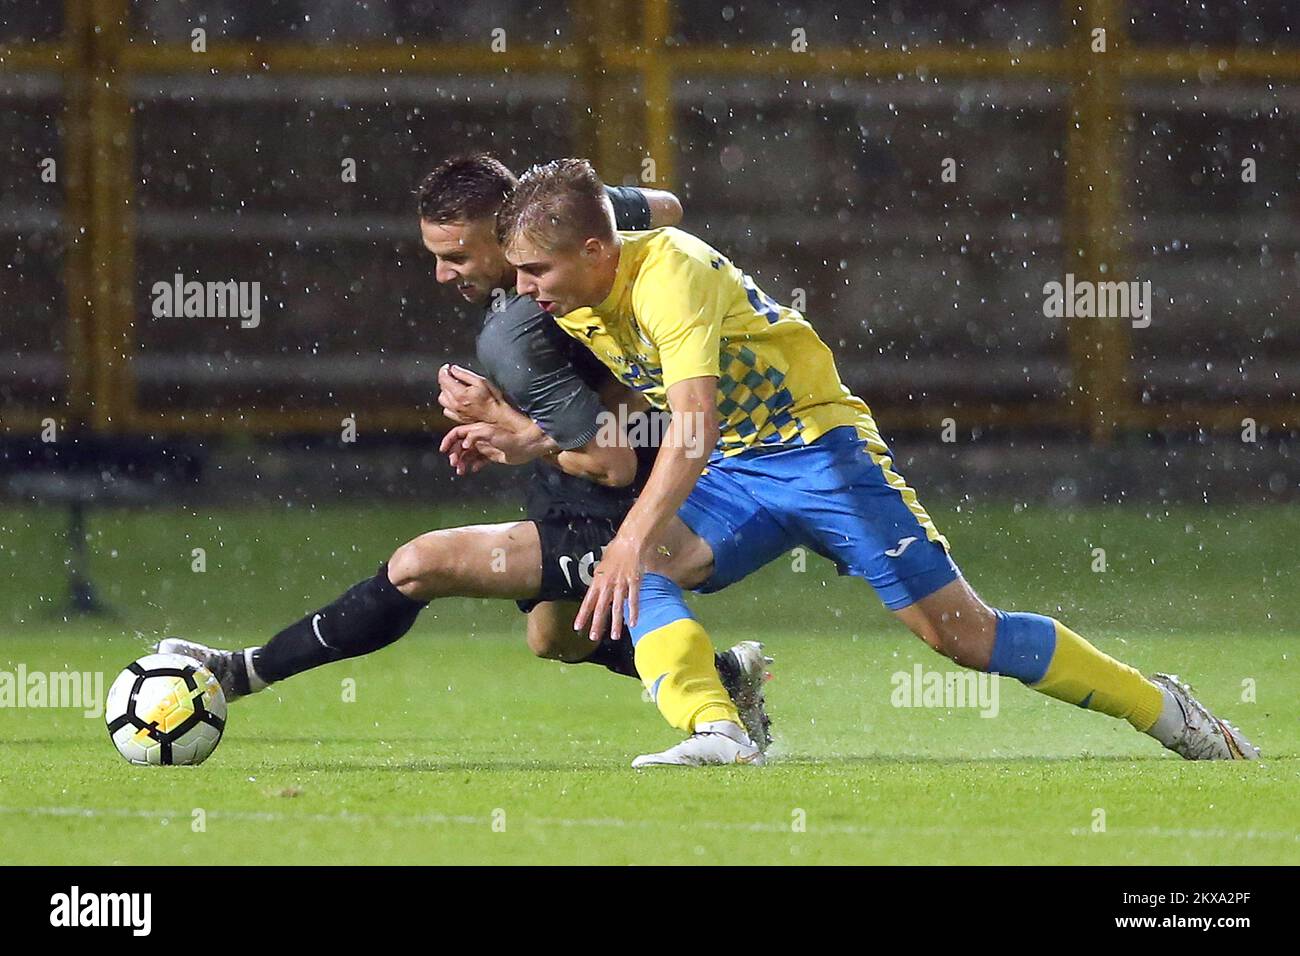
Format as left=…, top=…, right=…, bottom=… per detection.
left=581, top=638, right=731, bottom=685
left=584, top=635, right=639, bottom=678
left=252, top=563, right=427, bottom=684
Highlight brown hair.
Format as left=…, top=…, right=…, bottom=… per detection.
left=496, top=158, right=614, bottom=253
left=415, top=154, right=518, bottom=224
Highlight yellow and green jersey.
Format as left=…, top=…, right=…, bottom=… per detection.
left=552, top=227, right=879, bottom=456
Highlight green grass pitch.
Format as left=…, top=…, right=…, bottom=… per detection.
left=1, top=500, right=1297, bottom=865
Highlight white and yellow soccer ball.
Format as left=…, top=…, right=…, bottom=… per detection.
left=105, top=653, right=227, bottom=765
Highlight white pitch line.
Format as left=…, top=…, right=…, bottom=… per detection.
left=0, top=805, right=1296, bottom=843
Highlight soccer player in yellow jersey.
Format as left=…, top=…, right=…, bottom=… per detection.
left=480, top=157, right=1259, bottom=767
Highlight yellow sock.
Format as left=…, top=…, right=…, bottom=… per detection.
left=1031, top=619, right=1163, bottom=731
left=633, top=618, right=739, bottom=733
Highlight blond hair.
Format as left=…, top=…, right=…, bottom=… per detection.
left=497, top=158, right=614, bottom=253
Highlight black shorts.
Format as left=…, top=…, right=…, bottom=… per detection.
left=515, top=515, right=621, bottom=614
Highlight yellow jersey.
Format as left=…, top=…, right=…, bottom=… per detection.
left=553, top=227, right=879, bottom=456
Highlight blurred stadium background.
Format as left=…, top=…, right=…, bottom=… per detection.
left=0, top=0, right=1297, bottom=547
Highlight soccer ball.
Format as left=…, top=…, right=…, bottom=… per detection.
left=105, top=653, right=227, bottom=765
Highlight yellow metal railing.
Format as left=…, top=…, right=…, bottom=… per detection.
left=2, top=0, right=1297, bottom=442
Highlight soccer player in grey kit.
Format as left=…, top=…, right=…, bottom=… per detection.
left=160, top=155, right=772, bottom=750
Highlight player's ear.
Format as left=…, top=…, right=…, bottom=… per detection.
left=581, top=236, right=603, bottom=258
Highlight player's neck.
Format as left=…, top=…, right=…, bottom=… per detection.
left=589, top=234, right=622, bottom=308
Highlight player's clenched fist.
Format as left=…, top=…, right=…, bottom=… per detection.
left=437, top=363, right=507, bottom=425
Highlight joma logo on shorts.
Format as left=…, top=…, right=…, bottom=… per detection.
left=884, top=536, right=918, bottom=557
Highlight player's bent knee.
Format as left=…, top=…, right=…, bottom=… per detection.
left=674, top=544, right=714, bottom=590
left=526, top=626, right=564, bottom=659
left=525, top=610, right=557, bottom=657
left=387, top=535, right=452, bottom=601
left=386, top=540, right=422, bottom=592
left=651, top=532, right=715, bottom=590
left=525, top=608, right=588, bottom=661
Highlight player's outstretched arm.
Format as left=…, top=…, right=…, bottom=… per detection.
left=436, top=366, right=636, bottom=486
left=575, top=375, right=719, bottom=642
left=440, top=417, right=637, bottom=487
left=440, top=359, right=640, bottom=486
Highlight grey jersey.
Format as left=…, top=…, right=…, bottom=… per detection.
left=474, top=185, right=656, bottom=520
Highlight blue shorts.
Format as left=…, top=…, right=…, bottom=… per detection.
left=677, top=425, right=961, bottom=610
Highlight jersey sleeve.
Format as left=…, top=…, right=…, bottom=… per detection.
left=475, top=304, right=606, bottom=451
left=604, top=185, right=653, bottom=231
left=632, top=248, right=726, bottom=393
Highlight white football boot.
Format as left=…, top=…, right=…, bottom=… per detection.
left=718, top=641, right=774, bottom=751
left=156, top=637, right=265, bottom=701
left=1149, top=673, right=1261, bottom=760
left=631, top=720, right=765, bottom=768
